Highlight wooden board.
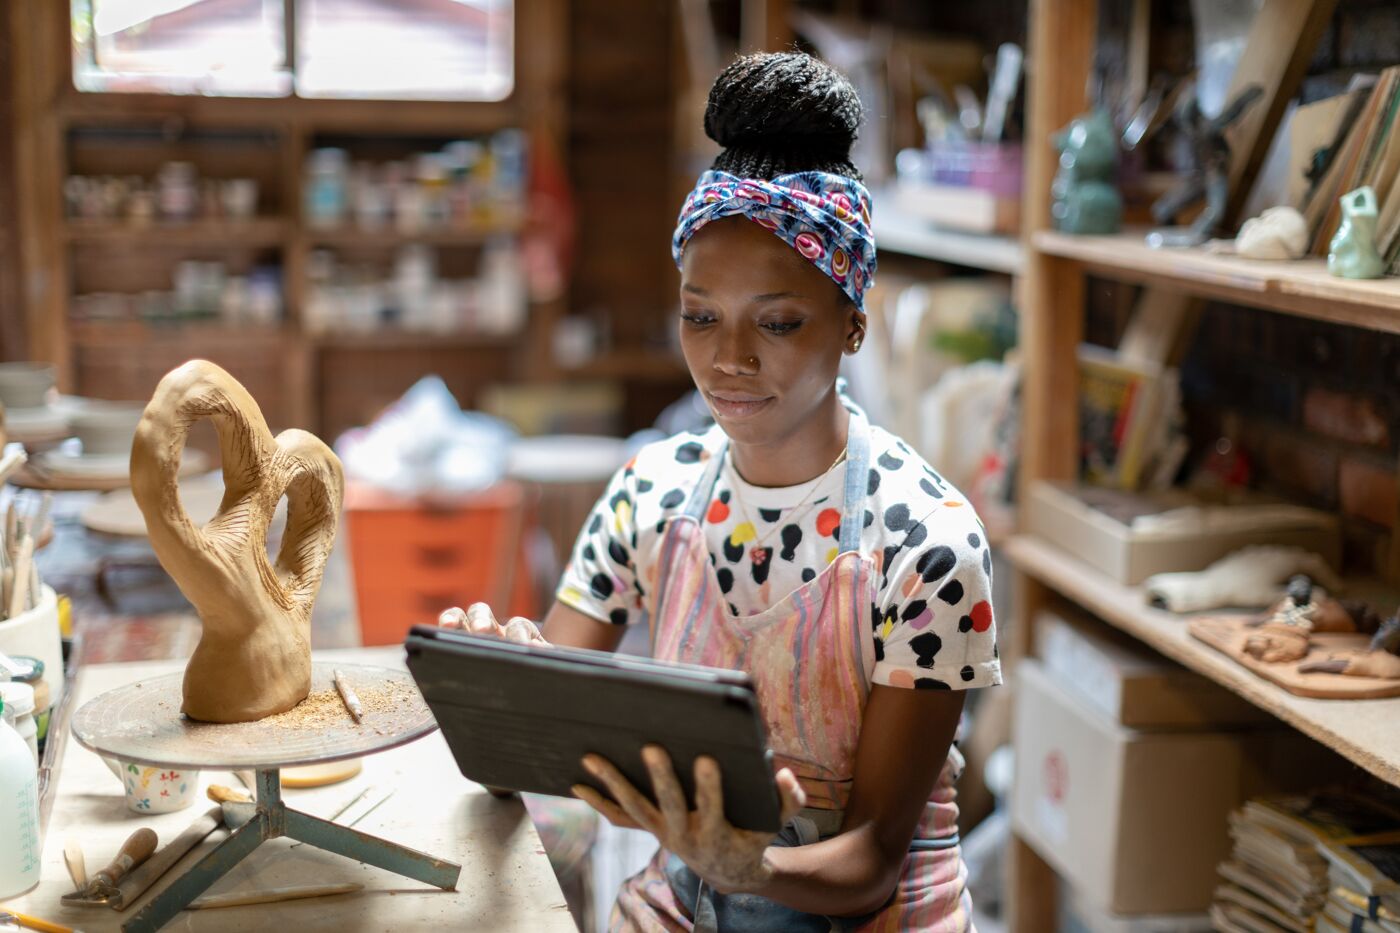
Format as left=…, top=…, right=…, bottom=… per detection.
left=1188, top=616, right=1400, bottom=700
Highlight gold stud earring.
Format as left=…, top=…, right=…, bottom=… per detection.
left=851, top=337, right=863, bottom=353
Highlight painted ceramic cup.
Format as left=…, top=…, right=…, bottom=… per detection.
left=69, top=401, right=145, bottom=457
left=0, top=363, right=56, bottom=411
left=101, top=757, right=198, bottom=814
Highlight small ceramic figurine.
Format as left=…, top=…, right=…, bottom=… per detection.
left=130, top=361, right=344, bottom=723
left=1234, top=206, right=1309, bottom=260
left=1050, top=110, right=1122, bottom=235
left=1147, top=83, right=1263, bottom=248
left=1327, top=186, right=1387, bottom=279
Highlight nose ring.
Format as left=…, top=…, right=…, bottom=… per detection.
left=746, top=356, right=759, bottom=368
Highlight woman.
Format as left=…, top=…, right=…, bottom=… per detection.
left=443, top=51, right=1000, bottom=931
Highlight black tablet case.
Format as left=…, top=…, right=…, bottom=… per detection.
left=404, top=626, right=783, bottom=832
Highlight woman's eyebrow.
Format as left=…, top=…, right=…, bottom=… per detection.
left=752, top=291, right=804, bottom=302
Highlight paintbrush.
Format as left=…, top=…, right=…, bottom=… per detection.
left=9, top=534, right=33, bottom=619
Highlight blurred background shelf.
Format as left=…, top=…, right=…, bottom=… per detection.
left=874, top=194, right=1025, bottom=274
left=65, top=218, right=290, bottom=247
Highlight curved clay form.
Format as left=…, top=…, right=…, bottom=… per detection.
left=131, top=361, right=344, bottom=723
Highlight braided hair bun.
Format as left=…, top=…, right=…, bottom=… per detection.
left=705, top=52, right=863, bottom=181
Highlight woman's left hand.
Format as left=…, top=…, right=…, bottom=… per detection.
left=572, top=746, right=806, bottom=894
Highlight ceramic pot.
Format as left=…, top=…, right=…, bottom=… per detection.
left=70, top=400, right=145, bottom=457
left=0, top=363, right=55, bottom=411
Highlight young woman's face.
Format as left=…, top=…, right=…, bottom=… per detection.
left=678, top=216, right=861, bottom=449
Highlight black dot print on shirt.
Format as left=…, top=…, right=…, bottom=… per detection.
left=983, top=550, right=993, bottom=576
left=609, top=489, right=632, bottom=512
left=915, top=677, right=951, bottom=690
left=901, top=599, right=928, bottom=622
left=882, top=544, right=903, bottom=577
left=961, top=665, right=976, bottom=682
left=918, top=546, right=957, bottom=583
left=937, top=580, right=964, bottom=605
left=910, top=632, right=942, bottom=668
left=659, top=488, right=685, bottom=510
left=656, top=520, right=667, bottom=534
left=780, top=524, right=803, bottom=561
left=636, top=479, right=654, bottom=494
left=610, top=608, right=629, bottom=626
left=676, top=442, right=704, bottom=463
left=723, top=538, right=745, bottom=563
left=878, top=452, right=905, bottom=471
left=884, top=503, right=911, bottom=531
left=751, top=550, right=774, bottom=584
left=802, top=567, right=816, bottom=583
left=864, top=509, right=875, bottom=528
left=760, top=507, right=781, bottom=523
left=873, top=638, right=885, bottom=662
left=919, top=478, right=943, bottom=499
left=867, top=469, right=881, bottom=496
left=590, top=574, right=614, bottom=600
left=717, top=567, right=734, bottom=593
left=719, top=489, right=731, bottom=504
left=608, top=539, right=629, bottom=565
left=959, top=615, right=974, bottom=633
left=903, top=521, right=928, bottom=549
left=588, top=513, right=603, bottom=534
left=582, top=544, right=597, bottom=561
left=728, top=602, right=739, bottom=616
left=897, top=440, right=912, bottom=454
left=968, top=533, right=981, bottom=549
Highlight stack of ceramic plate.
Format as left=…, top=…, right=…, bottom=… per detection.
left=0, top=363, right=69, bottom=446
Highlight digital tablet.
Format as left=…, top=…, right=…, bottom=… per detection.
left=404, top=625, right=784, bottom=832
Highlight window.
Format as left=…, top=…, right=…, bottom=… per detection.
left=72, top=0, right=515, bottom=100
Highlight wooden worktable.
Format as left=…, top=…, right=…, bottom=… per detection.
left=5, top=647, right=574, bottom=931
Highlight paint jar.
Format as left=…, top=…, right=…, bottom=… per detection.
left=0, top=692, right=40, bottom=899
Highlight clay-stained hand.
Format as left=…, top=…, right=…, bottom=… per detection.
left=438, top=602, right=549, bottom=645
left=571, top=746, right=806, bottom=895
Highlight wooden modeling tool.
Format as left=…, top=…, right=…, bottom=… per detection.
left=186, top=882, right=363, bottom=910
left=102, top=808, right=225, bottom=912
left=62, top=837, right=87, bottom=893
left=333, top=669, right=363, bottom=722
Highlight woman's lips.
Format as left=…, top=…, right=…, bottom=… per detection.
left=707, top=392, right=774, bottom=420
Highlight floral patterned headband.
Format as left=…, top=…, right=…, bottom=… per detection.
left=672, top=170, right=877, bottom=311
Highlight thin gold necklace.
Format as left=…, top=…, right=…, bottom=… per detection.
left=725, top=446, right=848, bottom=566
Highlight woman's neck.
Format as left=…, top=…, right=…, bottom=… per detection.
left=727, top=392, right=850, bottom=488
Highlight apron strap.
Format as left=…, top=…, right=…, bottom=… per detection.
left=837, top=404, right=871, bottom=554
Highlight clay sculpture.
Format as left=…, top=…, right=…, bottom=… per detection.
left=1145, top=546, right=1341, bottom=613
left=1300, top=614, right=1400, bottom=680
left=130, top=361, right=344, bottom=723
left=1327, top=186, right=1387, bottom=279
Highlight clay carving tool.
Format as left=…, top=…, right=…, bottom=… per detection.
left=61, top=826, right=158, bottom=907
left=104, top=807, right=226, bottom=912
left=333, top=669, right=363, bottom=722
left=62, top=837, right=87, bottom=893
left=186, top=882, right=364, bottom=910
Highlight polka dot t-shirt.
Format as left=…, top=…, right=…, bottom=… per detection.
left=557, top=420, right=1001, bottom=691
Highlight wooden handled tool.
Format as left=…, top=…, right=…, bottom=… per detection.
left=62, top=837, right=87, bottom=893
left=207, top=784, right=252, bottom=804
left=62, top=827, right=158, bottom=905
left=107, top=807, right=224, bottom=912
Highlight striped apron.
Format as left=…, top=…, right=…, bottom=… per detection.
left=610, top=406, right=973, bottom=932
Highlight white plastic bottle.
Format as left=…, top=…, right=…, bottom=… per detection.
left=0, top=693, right=41, bottom=898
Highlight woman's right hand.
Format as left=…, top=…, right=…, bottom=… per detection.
left=438, top=602, right=550, bottom=646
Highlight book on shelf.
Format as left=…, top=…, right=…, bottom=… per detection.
left=1210, top=792, right=1400, bottom=933
left=1077, top=345, right=1178, bottom=491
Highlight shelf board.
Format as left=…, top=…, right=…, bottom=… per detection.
left=1004, top=533, right=1400, bottom=789
left=70, top=321, right=297, bottom=345
left=65, top=218, right=289, bottom=247
left=873, top=198, right=1025, bottom=274
left=312, top=330, right=518, bottom=351
left=302, top=222, right=521, bottom=249
left=562, top=351, right=692, bottom=382
left=1035, top=229, right=1400, bottom=333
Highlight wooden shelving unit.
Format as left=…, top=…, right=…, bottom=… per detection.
left=9, top=0, right=568, bottom=437
left=1004, top=0, right=1399, bottom=930
left=1036, top=229, right=1400, bottom=331
left=1004, top=535, right=1400, bottom=787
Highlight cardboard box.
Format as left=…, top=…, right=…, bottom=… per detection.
left=1011, top=661, right=1344, bottom=915
left=1024, top=481, right=1342, bottom=585
left=1036, top=606, right=1273, bottom=730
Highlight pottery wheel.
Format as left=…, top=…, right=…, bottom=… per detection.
left=72, top=662, right=437, bottom=771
